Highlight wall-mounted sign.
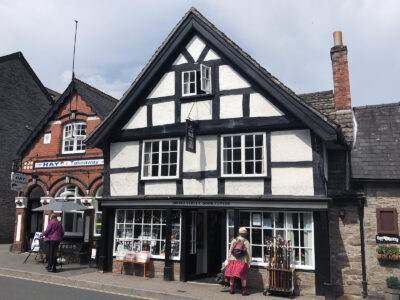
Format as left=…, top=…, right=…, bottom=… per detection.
left=185, top=119, right=196, bottom=153
left=35, top=159, right=104, bottom=169
left=376, top=235, right=400, bottom=244
left=11, top=172, right=29, bottom=192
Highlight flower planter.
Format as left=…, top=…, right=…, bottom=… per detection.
left=385, top=288, right=400, bottom=300
left=377, top=254, right=400, bottom=261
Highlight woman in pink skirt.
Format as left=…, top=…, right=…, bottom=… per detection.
left=225, top=227, right=252, bottom=296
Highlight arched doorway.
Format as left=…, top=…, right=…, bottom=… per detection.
left=25, top=185, right=45, bottom=250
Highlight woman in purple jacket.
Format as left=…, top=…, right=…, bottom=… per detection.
left=42, top=213, right=64, bottom=272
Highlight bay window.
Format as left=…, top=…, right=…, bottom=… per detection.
left=227, top=210, right=314, bottom=269
left=222, top=133, right=267, bottom=177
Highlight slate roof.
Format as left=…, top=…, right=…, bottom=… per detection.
left=46, top=87, right=60, bottom=101
left=87, top=7, right=339, bottom=147
left=17, top=78, right=118, bottom=156
left=351, top=102, right=400, bottom=180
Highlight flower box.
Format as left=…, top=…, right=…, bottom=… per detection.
left=377, top=254, right=400, bottom=261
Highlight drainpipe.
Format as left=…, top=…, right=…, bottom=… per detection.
left=358, top=197, right=368, bottom=298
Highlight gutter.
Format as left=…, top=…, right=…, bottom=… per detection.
left=358, top=197, right=368, bottom=298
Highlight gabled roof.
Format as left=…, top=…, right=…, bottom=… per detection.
left=352, top=102, right=400, bottom=180
left=46, top=87, right=61, bottom=101
left=0, top=52, right=53, bottom=104
left=17, top=78, right=118, bottom=156
left=87, top=7, right=338, bottom=147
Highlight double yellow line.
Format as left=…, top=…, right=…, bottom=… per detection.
left=0, top=273, right=158, bottom=300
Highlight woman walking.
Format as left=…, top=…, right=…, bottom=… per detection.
left=224, top=227, right=252, bottom=296
left=41, top=213, right=64, bottom=272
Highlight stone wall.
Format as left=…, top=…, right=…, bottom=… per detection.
left=329, top=202, right=364, bottom=299
left=363, top=183, right=400, bottom=298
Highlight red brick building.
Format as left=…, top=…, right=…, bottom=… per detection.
left=12, top=78, right=117, bottom=252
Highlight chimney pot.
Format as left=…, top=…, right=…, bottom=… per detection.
left=333, top=31, right=343, bottom=46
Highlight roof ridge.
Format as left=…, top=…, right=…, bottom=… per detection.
left=354, top=101, right=400, bottom=110
left=74, top=78, right=118, bottom=103
left=298, top=90, right=333, bottom=96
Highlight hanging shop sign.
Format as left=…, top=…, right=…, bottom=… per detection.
left=376, top=234, right=400, bottom=244
left=185, top=119, right=197, bottom=153
left=11, top=172, right=29, bottom=192
left=34, top=159, right=104, bottom=169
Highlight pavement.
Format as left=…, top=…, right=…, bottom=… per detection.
left=0, top=244, right=323, bottom=300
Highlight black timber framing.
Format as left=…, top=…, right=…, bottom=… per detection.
left=311, top=133, right=326, bottom=196
left=180, top=208, right=189, bottom=281
left=86, top=10, right=337, bottom=148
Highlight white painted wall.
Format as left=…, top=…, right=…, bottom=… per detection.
left=181, top=100, right=212, bottom=121
left=122, top=105, right=147, bottom=129
left=16, top=214, right=22, bottom=242
left=152, top=101, right=175, bottom=126
left=186, top=36, right=206, bottom=62
left=173, top=54, right=187, bottom=65
left=183, top=178, right=218, bottom=195
left=220, top=95, right=243, bottom=119
left=147, top=72, right=175, bottom=99
left=145, top=181, right=176, bottom=195
left=249, top=93, right=283, bottom=117
left=225, top=179, right=264, bottom=195
left=110, top=141, right=139, bottom=168
left=219, top=65, right=250, bottom=90
left=183, top=135, right=217, bottom=172
left=110, top=173, right=138, bottom=196
left=271, top=130, right=312, bottom=162
left=271, top=168, right=314, bottom=195
left=204, top=49, right=220, bottom=61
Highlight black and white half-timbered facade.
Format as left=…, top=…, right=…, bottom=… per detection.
left=87, top=8, right=351, bottom=296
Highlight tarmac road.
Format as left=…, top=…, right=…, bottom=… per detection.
left=0, top=273, right=159, bottom=300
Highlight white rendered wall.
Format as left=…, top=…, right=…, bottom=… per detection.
left=183, top=135, right=217, bottom=172
left=204, top=49, right=220, bottom=61
left=110, top=141, right=139, bottom=169
left=145, top=181, right=176, bottom=195
left=181, top=100, right=212, bottom=121
left=220, top=95, right=243, bottom=119
left=123, top=105, right=147, bottom=129
left=147, top=72, right=175, bottom=99
left=271, top=168, right=314, bottom=195
left=110, top=173, right=139, bottom=196
left=186, top=36, right=206, bottom=62
left=173, top=54, right=188, bottom=65
left=225, top=179, right=264, bottom=195
left=183, top=178, right=218, bottom=195
left=152, top=101, right=175, bottom=126
left=271, top=130, right=312, bottom=162
left=16, top=214, right=22, bottom=242
left=249, top=93, right=283, bottom=117
left=219, top=65, right=250, bottom=91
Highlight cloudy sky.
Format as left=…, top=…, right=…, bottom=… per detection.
left=1, top=0, right=399, bottom=107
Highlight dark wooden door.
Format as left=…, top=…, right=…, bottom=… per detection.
left=207, top=210, right=223, bottom=275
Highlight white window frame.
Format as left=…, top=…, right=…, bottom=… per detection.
left=93, top=185, right=103, bottom=237
left=226, top=210, right=315, bottom=270
left=43, top=132, right=51, bottom=144
left=55, top=184, right=84, bottom=237
left=182, top=70, right=197, bottom=96
left=221, top=132, right=267, bottom=177
left=200, top=64, right=211, bottom=94
left=113, top=209, right=181, bottom=260
left=189, top=211, right=197, bottom=254
left=141, top=138, right=180, bottom=180
left=62, top=122, right=87, bottom=154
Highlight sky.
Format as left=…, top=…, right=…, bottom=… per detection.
left=1, top=0, right=399, bottom=107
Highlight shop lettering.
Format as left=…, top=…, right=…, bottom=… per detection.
left=172, top=201, right=230, bottom=207
left=35, top=159, right=104, bottom=169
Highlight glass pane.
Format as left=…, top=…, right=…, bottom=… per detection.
left=255, top=162, right=262, bottom=174
left=286, top=213, right=298, bottom=229
left=245, top=162, right=254, bottom=174
left=151, top=241, right=160, bottom=256
left=117, top=210, right=125, bottom=223
left=233, top=162, right=241, bottom=174
left=252, top=229, right=262, bottom=245
left=190, top=83, right=195, bottom=93
left=245, top=148, right=254, bottom=160
left=170, top=140, right=177, bottom=151
left=223, top=136, right=231, bottom=148
left=135, top=210, right=143, bottom=223
left=245, top=135, right=253, bottom=147
left=276, top=230, right=285, bottom=240
left=263, top=229, right=273, bottom=244
left=162, top=153, right=169, bottom=163
left=162, top=140, right=169, bottom=152
left=125, top=224, right=133, bottom=238
left=240, top=212, right=250, bottom=226
left=184, top=84, right=189, bottom=95
left=153, top=211, right=161, bottom=224
left=115, top=239, right=123, bottom=252
left=172, top=211, right=180, bottom=225
left=161, top=226, right=166, bottom=239
left=171, top=241, right=180, bottom=257
left=255, top=135, right=263, bottom=146
left=161, top=165, right=169, bottom=176
left=143, top=165, right=149, bottom=177
left=152, top=153, right=159, bottom=163
left=144, top=210, right=152, bottom=223
left=288, top=230, right=298, bottom=247
left=134, top=225, right=142, bottom=238
left=116, top=224, right=124, bottom=238
left=172, top=225, right=180, bottom=240
left=263, top=213, right=273, bottom=228
left=252, top=212, right=262, bottom=227
left=151, top=165, right=159, bottom=176
left=144, top=154, right=150, bottom=164
left=303, top=213, right=313, bottom=229
left=126, top=210, right=134, bottom=223
left=274, top=212, right=284, bottom=228
left=233, top=136, right=241, bottom=148
left=152, top=141, right=159, bottom=152
left=303, top=231, right=313, bottom=248
left=228, top=227, right=234, bottom=241
left=169, top=164, right=177, bottom=176
left=252, top=246, right=262, bottom=259
left=184, top=72, right=189, bottom=81
left=223, top=162, right=232, bottom=174
left=304, top=249, right=312, bottom=266
left=144, top=142, right=151, bottom=153
left=123, top=241, right=132, bottom=251
left=233, top=149, right=241, bottom=161
left=170, top=152, right=177, bottom=163
left=255, top=148, right=262, bottom=160
left=161, top=241, right=166, bottom=256
left=228, top=211, right=234, bottom=226
left=190, top=71, right=195, bottom=81
left=152, top=226, right=161, bottom=240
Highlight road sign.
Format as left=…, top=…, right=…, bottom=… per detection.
left=11, top=172, right=29, bottom=192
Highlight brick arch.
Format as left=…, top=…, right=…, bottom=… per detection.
left=26, top=183, right=46, bottom=198
left=89, top=176, right=103, bottom=195
left=49, top=177, right=87, bottom=196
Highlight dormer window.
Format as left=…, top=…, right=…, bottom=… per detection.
left=62, top=122, right=86, bottom=154
left=182, top=64, right=212, bottom=96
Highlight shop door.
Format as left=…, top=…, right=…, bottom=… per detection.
left=207, top=210, right=223, bottom=275
left=186, top=211, right=198, bottom=280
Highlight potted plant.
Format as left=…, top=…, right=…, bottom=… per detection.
left=385, top=276, right=400, bottom=300
left=377, top=245, right=400, bottom=260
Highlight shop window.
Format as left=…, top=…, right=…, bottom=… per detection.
left=114, top=209, right=181, bottom=259
left=221, top=133, right=267, bottom=177
left=377, top=208, right=398, bottom=235
left=142, top=139, right=179, bottom=179
left=227, top=210, right=314, bottom=269
left=62, top=122, right=86, bottom=154
left=55, top=184, right=84, bottom=236
left=182, top=64, right=212, bottom=96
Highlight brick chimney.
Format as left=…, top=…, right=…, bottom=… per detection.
left=331, top=31, right=351, bottom=110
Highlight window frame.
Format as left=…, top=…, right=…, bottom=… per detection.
left=376, top=208, right=399, bottom=235
left=62, top=122, right=87, bottom=154
left=141, top=138, right=180, bottom=180
left=226, top=210, right=315, bottom=270
left=93, top=185, right=103, bottom=237
left=200, top=64, right=212, bottom=94
left=220, top=132, right=268, bottom=178
left=182, top=70, right=197, bottom=96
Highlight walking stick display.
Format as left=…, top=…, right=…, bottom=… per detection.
left=263, top=237, right=295, bottom=298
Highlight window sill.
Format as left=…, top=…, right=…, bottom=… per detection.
left=57, top=153, right=86, bottom=157
left=250, top=261, right=314, bottom=270
left=140, top=177, right=180, bottom=182
left=221, top=175, right=270, bottom=179
left=180, top=94, right=214, bottom=102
